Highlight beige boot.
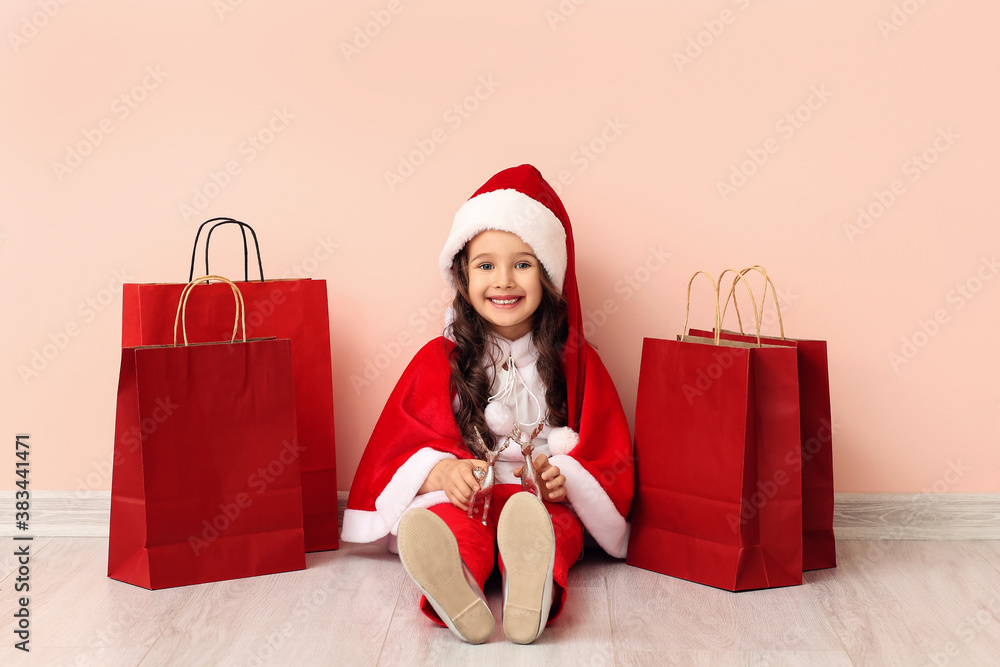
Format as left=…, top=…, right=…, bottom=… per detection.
left=497, top=492, right=555, bottom=644
left=397, top=508, right=495, bottom=644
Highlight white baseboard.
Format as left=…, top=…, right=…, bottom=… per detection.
left=1, top=491, right=997, bottom=540
left=832, top=492, right=1000, bottom=540
left=0, top=490, right=113, bottom=538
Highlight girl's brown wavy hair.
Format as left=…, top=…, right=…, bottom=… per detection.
left=447, top=246, right=569, bottom=459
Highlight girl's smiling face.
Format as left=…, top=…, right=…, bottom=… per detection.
left=465, top=230, right=543, bottom=340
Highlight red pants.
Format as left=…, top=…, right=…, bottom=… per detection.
left=421, top=485, right=584, bottom=626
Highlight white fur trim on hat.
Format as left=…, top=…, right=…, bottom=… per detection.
left=547, top=426, right=579, bottom=456
left=440, top=188, right=567, bottom=291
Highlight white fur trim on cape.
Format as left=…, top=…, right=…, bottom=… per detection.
left=340, top=448, right=454, bottom=543
left=549, top=453, right=630, bottom=558
left=341, top=508, right=386, bottom=543
left=440, top=188, right=567, bottom=291
left=547, top=427, right=579, bottom=456
left=341, top=490, right=451, bottom=544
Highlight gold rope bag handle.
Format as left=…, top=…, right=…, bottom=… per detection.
left=172, top=275, right=247, bottom=346
left=681, top=270, right=722, bottom=344
left=720, top=265, right=785, bottom=340
left=715, top=268, right=761, bottom=346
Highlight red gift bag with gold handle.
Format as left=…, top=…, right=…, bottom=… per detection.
left=688, top=266, right=835, bottom=571
left=109, top=275, right=305, bottom=589
left=628, top=270, right=803, bottom=591
left=121, top=218, right=338, bottom=552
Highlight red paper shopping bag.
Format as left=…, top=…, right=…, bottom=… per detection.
left=690, top=266, right=836, bottom=570
left=121, top=218, right=338, bottom=551
left=627, top=271, right=803, bottom=591
left=109, top=276, right=306, bottom=589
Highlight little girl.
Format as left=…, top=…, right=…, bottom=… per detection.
left=342, top=164, right=633, bottom=645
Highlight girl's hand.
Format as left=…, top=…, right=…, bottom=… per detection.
left=514, top=454, right=567, bottom=503
left=421, top=458, right=487, bottom=511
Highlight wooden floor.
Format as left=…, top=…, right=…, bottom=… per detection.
left=1, top=539, right=999, bottom=666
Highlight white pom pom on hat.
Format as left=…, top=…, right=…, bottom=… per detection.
left=547, top=426, right=579, bottom=456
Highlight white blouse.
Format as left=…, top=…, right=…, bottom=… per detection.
left=483, top=332, right=551, bottom=484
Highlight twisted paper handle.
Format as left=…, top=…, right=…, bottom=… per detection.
left=172, top=275, right=247, bottom=346
left=720, top=265, right=786, bottom=340
left=681, top=270, right=722, bottom=345
left=681, top=269, right=758, bottom=345
left=716, top=268, right=762, bottom=346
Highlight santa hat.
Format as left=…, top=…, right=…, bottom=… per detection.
left=440, top=166, right=568, bottom=291
left=439, top=164, right=587, bottom=433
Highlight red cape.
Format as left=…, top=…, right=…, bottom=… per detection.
left=342, top=336, right=634, bottom=558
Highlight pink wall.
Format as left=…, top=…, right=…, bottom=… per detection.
left=2, top=0, right=997, bottom=493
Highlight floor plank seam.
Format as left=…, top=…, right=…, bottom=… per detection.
left=134, top=641, right=159, bottom=667
left=969, top=544, right=1000, bottom=578
left=600, top=564, right=619, bottom=666
left=374, top=567, right=406, bottom=667
left=806, top=581, right=856, bottom=666
left=135, top=585, right=199, bottom=666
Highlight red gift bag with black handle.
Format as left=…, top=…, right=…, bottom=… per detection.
left=109, top=276, right=306, bottom=589
left=121, top=219, right=338, bottom=551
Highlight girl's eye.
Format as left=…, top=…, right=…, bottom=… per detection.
left=477, top=262, right=494, bottom=271
left=516, top=261, right=532, bottom=269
